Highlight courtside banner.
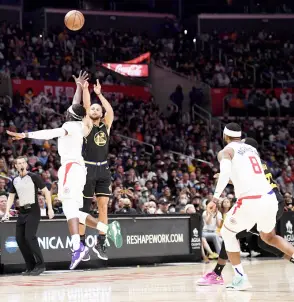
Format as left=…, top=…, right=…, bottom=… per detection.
left=0, top=216, right=191, bottom=265
left=278, top=212, right=294, bottom=247
left=11, top=79, right=151, bottom=101
left=102, top=63, right=149, bottom=77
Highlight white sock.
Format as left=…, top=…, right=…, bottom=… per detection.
left=233, top=264, right=244, bottom=277
left=72, top=234, right=80, bottom=251
left=96, top=221, right=108, bottom=234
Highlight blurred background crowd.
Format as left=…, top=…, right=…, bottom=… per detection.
left=0, top=0, right=294, bottom=261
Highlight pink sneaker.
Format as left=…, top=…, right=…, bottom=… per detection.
left=197, top=271, right=224, bottom=286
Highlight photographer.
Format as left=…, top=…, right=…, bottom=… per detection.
left=115, top=197, right=137, bottom=214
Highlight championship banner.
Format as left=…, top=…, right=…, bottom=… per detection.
left=11, top=79, right=151, bottom=101
left=0, top=216, right=194, bottom=265
left=102, top=63, right=149, bottom=77
left=125, top=52, right=151, bottom=64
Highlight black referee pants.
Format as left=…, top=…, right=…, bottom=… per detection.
left=16, top=204, right=44, bottom=270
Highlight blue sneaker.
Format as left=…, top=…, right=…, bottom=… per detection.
left=226, top=274, right=252, bottom=291
left=69, top=242, right=89, bottom=270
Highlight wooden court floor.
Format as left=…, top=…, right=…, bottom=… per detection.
left=0, top=259, right=293, bottom=302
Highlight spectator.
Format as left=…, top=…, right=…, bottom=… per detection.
left=0, top=194, right=7, bottom=217
left=38, top=195, right=47, bottom=217
left=202, top=203, right=222, bottom=255
left=0, top=178, right=7, bottom=195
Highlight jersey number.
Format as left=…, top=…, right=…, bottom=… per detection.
left=249, top=156, right=262, bottom=174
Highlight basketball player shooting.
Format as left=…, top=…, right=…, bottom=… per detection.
left=198, top=136, right=294, bottom=286
left=6, top=103, right=122, bottom=270
left=72, top=72, right=114, bottom=261
left=209, top=123, right=294, bottom=290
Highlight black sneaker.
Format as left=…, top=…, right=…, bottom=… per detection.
left=30, top=266, right=46, bottom=276
left=21, top=269, right=32, bottom=276
left=93, top=241, right=108, bottom=260
left=82, top=253, right=91, bottom=262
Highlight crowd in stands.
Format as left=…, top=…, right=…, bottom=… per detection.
left=2, top=19, right=294, bottom=89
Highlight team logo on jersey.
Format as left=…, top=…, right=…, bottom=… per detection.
left=94, top=131, right=107, bottom=146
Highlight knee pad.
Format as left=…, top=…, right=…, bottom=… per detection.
left=219, top=241, right=229, bottom=260
left=62, top=199, right=79, bottom=221
left=220, top=225, right=240, bottom=253
left=78, top=211, right=89, bottom=225
left=258, top=236, right=284, bottom=258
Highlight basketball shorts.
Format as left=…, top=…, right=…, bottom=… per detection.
left=58, top=162, right=87, bottom=208
left=224, top=190, right=278, bottom=235
left=83, top=164, right=111, bottom=200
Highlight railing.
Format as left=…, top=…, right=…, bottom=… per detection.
left=169, top=151, right=213, bottom=167
left=192, top=104, right=211, bottom=128
left=115, top=134, right=154, bottom=154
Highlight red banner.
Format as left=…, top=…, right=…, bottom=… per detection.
left=211, top=88, right=287, bottom=116
left=12, top=79, right=151, bottom=101
left=125, top=52, right=151, bottom=64
left=102, top=63, right=149, bottom=77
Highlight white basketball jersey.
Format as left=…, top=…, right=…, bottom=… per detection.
left=225, top=142, right=272, bottom=198
left=58, top=121, right=84, bottom=165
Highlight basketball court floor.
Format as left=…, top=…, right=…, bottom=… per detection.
left=1, top=259, right=293, bottom=302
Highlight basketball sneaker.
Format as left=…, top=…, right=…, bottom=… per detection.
left=226, top=275, right=252, bottom=291
left=107, top=221, right=123, bottom=248
left=69, top=242, right=89, bottom=270
left=93, top=240, right=108, bottom=261
left=82, top=253, right=91, bottom=262
left=197, top=271, right=224, bottom=286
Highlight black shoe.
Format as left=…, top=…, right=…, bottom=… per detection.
left=21, top=269, right=32, bottom=276
left=30, top=266, right=46, bottom=276
left=93, top=242, right=108, bottom=260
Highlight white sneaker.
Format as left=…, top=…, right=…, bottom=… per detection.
left=240, top=252, right=250, bottom=258
left=250, top=251, right=260, bottom=257
left=226, top=274, right=252, bottom=291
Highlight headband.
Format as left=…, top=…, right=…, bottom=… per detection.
left=68, top=105, right=82, bottom=121
left=223, top=127, right=241, bottom=138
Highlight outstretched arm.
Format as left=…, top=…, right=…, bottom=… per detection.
left=7, top=128, right=67, bottom=141
left=93, top=79, right=114, bottom=131
left=72, top=71, right=89, bottom=105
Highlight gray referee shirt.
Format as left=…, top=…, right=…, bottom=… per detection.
left=9, top=172, right=46, bottom=207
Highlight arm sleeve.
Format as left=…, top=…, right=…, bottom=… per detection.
left=29, top=173, right=46, bottom=190
left=213, top=159, right=232, bottom=199
left=28, top=128, right=66, bottom=140
left=9, top=179, right=16, bottom=194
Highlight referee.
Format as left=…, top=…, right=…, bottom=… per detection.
left=2, top=156, right=54, bottom=276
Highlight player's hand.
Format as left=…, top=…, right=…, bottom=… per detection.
left=213, top=173, right=219, bottom=180
left=73, top=70, right=89, bottom=87
left=93, top=79, right=101, bottom=95
left=48, top=209, right=55, bottom=219
left=1, top=212, right=10, bottom=222
left=6, top=130, right=25, bottom=141
left=81, top=80, right=89, bottom=90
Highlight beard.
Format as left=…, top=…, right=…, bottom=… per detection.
left=90, top=115, right=101, bottom=122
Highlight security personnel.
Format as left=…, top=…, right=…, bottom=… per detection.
left=73, top=77, right=113, bottom=261
left=2, top=156, right=54, bottom=275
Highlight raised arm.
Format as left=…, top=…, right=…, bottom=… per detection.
left=72, top=71, right=89, bottom=105
left=93, top=79, right=114, bottom=130
left=7, top=128, right=67, bottom=141
left=213, top=147, right=234, bottom=201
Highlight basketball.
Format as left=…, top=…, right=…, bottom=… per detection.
left=64, top=10, right=85, bottom=31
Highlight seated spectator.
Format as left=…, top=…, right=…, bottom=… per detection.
left=38, top=194, right=47, bottom=217
left=202, top=202, right=222, bottom=255
left=115, top=197, right=137, bottom=214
